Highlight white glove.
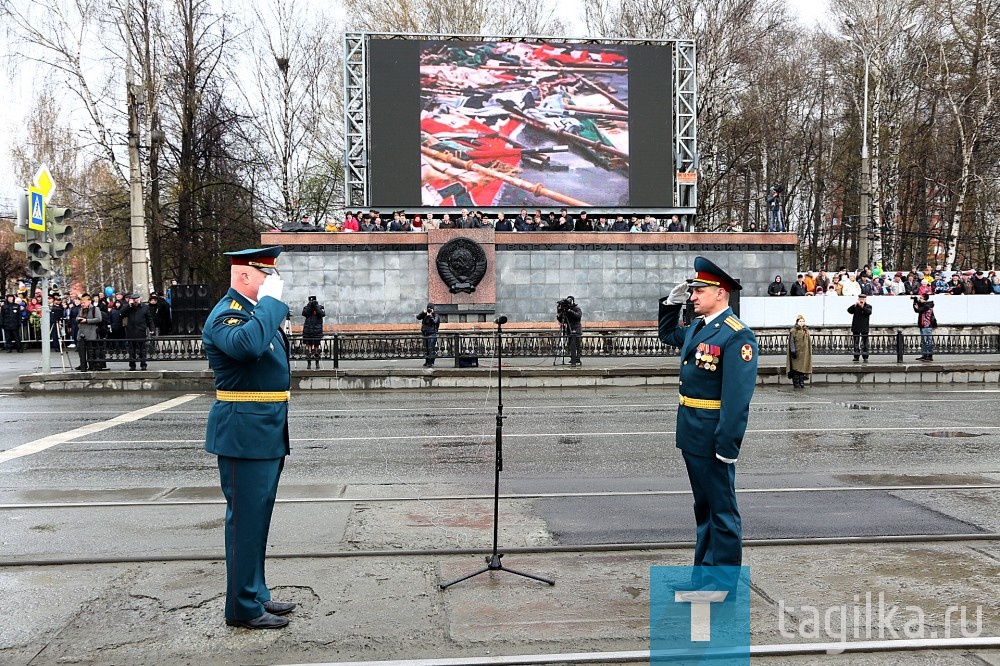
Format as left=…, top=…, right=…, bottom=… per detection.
left=257, top=274, right=284, bottom=302
left=716, top=454, right=737, bottom=464
left=667, top=282, right=690, bottom=305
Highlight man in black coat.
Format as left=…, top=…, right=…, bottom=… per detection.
left=416, top=304, right=441, bottom=367
left=790, top=274, right=809, bottom=296
left=1, top=294, right=23, bottom=352
left=971, top=271, right=992, bottom=294
left=123, top=293, right=155, bottom=370
left=557, top=296, right=583, bottom=366
left=847, top=294, right=872, bottom=362
left=148, top=294, right=172, bottom=335
left=301, top=296, right=326, bottom=369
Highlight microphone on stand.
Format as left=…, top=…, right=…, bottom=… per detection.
left=494, top=315, right=508, bottom=325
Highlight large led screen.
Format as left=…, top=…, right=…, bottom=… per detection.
left=368, top=39, right=674, bottom=208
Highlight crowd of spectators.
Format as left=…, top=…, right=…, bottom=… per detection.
left=277, top=209, right=718, bottom=233
left=0, top=283, right=174, bottom=350
left=768, top=265, right=1000, bottom=297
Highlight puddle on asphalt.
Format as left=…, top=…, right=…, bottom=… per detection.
left=836, top=473, right=993, bottom=486
left=924, top=431, right=984, bottom=438
left=422, top=440, right=483, bottom=449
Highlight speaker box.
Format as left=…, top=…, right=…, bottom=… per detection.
left=457, top=354, right=479, bottom=368
left=172, top=309, right=210, bottom=335
left=171, top=284, right=214, bottom=310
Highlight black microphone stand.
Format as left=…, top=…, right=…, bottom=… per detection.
left=440, top=316, right=555, bottom=590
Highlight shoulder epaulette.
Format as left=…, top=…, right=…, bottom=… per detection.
left=724, top=316, right=745, bottom=331
left=229, top=300, right=243, bottom=311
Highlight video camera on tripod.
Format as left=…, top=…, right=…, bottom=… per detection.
left=556, top=296, right=575, bottom=321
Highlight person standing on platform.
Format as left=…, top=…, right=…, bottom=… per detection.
left=76, top=293, right=106, bottom=371
left=557, top=295, right=583, bottom=366
left=786, top=314, right=813, bottom=388
left=204, top=247, right=297, bottom=630
left=123, top=292, right=155, bottom=371
left=767, top=275, right=787, bottom=296
left=2, top=294, right=23, bottom=352
left=301, top=295, right=326, bottom=369
left=848, top=293, right=872, bottom=362
left=416, top=303, right=440, bottom=367
left=913, top=294, right=936, bottom=361
left=658, top=257, right=758, bottom=581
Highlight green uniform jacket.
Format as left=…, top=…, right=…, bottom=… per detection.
left=203, top=288, right=291, bottom=459
left=658, top=300, right=758, bottom=460
left=785, top=325, right=813, bottom=376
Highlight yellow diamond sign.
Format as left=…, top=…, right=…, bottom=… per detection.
left=33, top=165, right=55, bottom=201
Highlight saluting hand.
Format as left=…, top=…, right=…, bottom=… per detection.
left=258, top=274, right=284, bottom=302
left=667, top=282, right=690, bottom=305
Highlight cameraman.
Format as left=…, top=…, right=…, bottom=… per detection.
left=123, top=292, right=155, bottom=371
left=416, top=303, right=440, bottom=367
left=301, top=295, right=326, bottom=369
left=913, top=294, right=936, bottom=362
left=557, top=295, right=583, bottom=366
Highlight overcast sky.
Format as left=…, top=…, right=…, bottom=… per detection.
left=0, top=0, right=832, bottom=210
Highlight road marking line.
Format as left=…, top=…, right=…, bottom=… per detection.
left=5, top=483, right=1000, bottom=510
left=273, top=636, right=1000, bottom=665
left=0, top=394, right=201, bottom=464
left=73, top=424, right=1000, bottom=446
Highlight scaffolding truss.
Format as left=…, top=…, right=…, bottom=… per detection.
left=343, top=32, right=697, bottom=211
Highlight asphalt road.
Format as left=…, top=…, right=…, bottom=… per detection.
left=2, top=384, right=999, bottom=556
left=4, top=384, right=1000, bottom=665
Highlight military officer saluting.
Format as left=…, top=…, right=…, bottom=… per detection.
left=204, top=247, right=297, bottom=629
left=658, top=257, right=758, bottom=581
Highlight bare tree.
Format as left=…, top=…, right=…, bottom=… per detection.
left=243, top=0, right=341, bottom=228
left=584, top=0, right=793, bottom=230
left=344, top=0, right=566, bottom=35
left=930, top=0, right=1000, bottom=270
left=2, top=0, right=128, bottom=185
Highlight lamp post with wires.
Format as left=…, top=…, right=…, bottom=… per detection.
left=844, top=19, right=917, bottom=269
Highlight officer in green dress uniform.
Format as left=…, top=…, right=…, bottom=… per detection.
left=204, top=247, right=297, bottom=629
left=658, top=257, right=758, bottom=580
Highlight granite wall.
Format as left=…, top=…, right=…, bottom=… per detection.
left=267, top=232, right=797, bottom=328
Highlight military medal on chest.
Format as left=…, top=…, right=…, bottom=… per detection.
left=695, top=343, right=721, bottom=371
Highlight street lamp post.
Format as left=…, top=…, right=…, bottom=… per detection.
left=859, top=53, right=873, bottom=270
left=846, top=20, right=917, bottom=270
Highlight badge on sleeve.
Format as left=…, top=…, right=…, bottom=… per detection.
left=741, top=344, right=754, bottom=361
left=224, top=317, right=243, bottom=326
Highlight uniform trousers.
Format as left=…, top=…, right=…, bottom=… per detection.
left=217, top=455, right=284, bottom=621
left=682, top=450, right=742, bottom=569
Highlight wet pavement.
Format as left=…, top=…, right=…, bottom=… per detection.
left=3, top=363, right=1000, bottom=664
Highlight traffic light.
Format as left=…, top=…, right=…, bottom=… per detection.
left=14, top=228, right=51, bottom=278
left=13, top=192, right=52, bottom=277
left=48, top=206, right=74, bottom=258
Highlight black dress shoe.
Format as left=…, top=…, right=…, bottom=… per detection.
left=225, top=612, right=288, bottom=629
left=262, top=600, right=296, bottom=615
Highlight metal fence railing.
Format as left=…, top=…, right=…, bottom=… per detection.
left=32, top=332, right=999, bottom=369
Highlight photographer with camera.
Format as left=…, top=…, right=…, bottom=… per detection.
left=556, top=295, right=583, bottom=366
left=913, top=294, right=936, bottom=362
left=416, top=303, right=440, bottom=367
left=847, top=294, right=872, bottom=362
left=123, top=292, right=155, bottom=371
left=301, top=295, right=326, bottom=369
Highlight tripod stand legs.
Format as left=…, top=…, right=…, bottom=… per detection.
left=440, top=318, right=555, bottom=591
left=439, top=553, right=555, bottom=589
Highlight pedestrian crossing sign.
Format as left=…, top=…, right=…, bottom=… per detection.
left=28, top=186, right=45, bottom=231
